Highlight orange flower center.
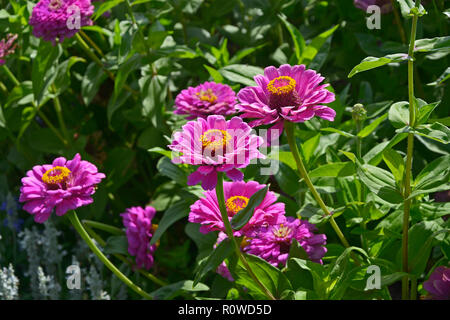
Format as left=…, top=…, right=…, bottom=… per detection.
left=225, top=195, right=249, bottom=215
left=272, top=224, right=293, bottom=239
left=267, top=76, right=296, bottom=95
left=200, top=129, right=231, bottom=150
left=196, top=89, right=217, bottom=103
left=42, top=166, right=71, bottom=185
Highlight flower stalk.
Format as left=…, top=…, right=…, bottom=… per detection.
left=284, top=120, right=350, bottom=249
left=67, top=210, right=153, bottom=300
left=401, top=0, right=421, bottom=300
left=216, top=172, right=276, bottom=300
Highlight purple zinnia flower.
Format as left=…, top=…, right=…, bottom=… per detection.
left=121, top=206, right=158, bottom=270
left=19, top=153, right=105, bottom=223
left=243, top=216, right=327, bottom=267
left=174, top=82, right=237, bottom=119
left=168, top=115, right=265, bottom=190
left=29, top=0, right=94, bottom=44
left=0, top=34, right=18, bottom=65
left=354, top=0, right=393, bottom=14
left=189, top=181, right=285, bottom=235
left=236, top=64, right=335, bottom=139
left=423, top=266, right=450, bottom=300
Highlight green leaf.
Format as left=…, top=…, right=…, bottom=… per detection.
left=219, top=64, right=263, bottom=86
left=408, top=221, right=445, bottom=276
left=81, top=62, right=107, bottom=106
left=412, top=122, right=450, bottom=145
left=358, top=114, right=388, bottom=138
left=93, top=0, right=124, bottom=20
left=230, top=185, right=269, bottom=230
left=415, top=37, right=450, bottom=53
left=309, top=162, right=355, bottom=178
left=356, top=163, right=403, bottom=204
left=411, top=154, right=450, bottom=198
left=114, top=53, right=141, bottom=97
left=156, top=156, right=187, bottom=185
left=427, top=67, right=450, bottom=86
left=382, top=149, right=405, bottom=188
left=289, top=239, right=309, bottom=260
left=151, top=280, right=209, bottom=300
left=148, top=147, right=172, bottom=159
left=233, top=254, right=292, bottom=299
left=364, top=132, right=408, bottom=165
left=203, top=64, right=224, bottom=82
left=194, top=238, right=233, bottom=286
left=348, top=54, right=408, bottom=78
left=320, top=127, right=355, bottom=138
left=104, top=235, right=128, bottom=255
left=301, top=25, right=339, bottom=65
left=278, top=14, right=305, bottom=63
left=150, top=200, right=190, bottom=245
left=417, top=101, right=440, bottom=125
left=301, top=134, right=320, bottom=164
left=31, top=41, right=62, bottom=105
left=388, top=101, right=410, bottom=128
left=396, top=0, right=427, bottom=18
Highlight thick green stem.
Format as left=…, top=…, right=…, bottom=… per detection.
left=83, top=223, right=167, bottom=288
left=216, top=172, right=276, bottom=300
left=402, top=0, right=421, bottom=300
left=355, top=119, right=367, bottom=250
left=67, top=211, right=153, bottom=299
left=284, top=120, right=350, bottom=248
left=2, top=65, right=20, bottom=86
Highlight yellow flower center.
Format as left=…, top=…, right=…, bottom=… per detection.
left=196, top=89, right=217, bottom=103
left=200, top=129, right=231, bottom=150
left=267, top=76, right=296, bottom=95
left=240, top=236, right=252, bottom=250
left=272, top=224, right=293, bottom=239
left=42, top=166, right=71, bottom=185
left=225, top=195, right=249, bottom=215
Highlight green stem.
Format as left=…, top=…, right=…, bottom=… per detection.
left=391, top=0, right=407, bottom=44
left=36, top=109, right=68, bottom=146
left=284, top=120, right=350, bottom=248
left=51, top=85, right=70, bottom=144
left=74, top=33, right=137, bottom=96
left=83, top=220, right=125, bottom=236
left=216, top=172, right=276, bottom=300
left=67, top=211, right=153, bottom=299
left=355, top=119, right=367, bottom=250
left=2, top=65, right=20, bottom=86
left=410, top=276, right=417, bottom=300
left=402, top=0, right=421, bottom=301
left=80, top=30, right=104, bottom=57
left=83, top=223, right=167, bottom=288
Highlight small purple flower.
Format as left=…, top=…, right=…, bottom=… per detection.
left=0, top=34, right=18, bottom=65
left=174, top=82, right=237, bottom=119
left=423, top=266, right=450, bottom=300
left=168, top=115, right=265, bottom=190
left=189, top=181, right=285, bottom=236
left=354, top=0, right=393, bottom=14
left=236, top=64, right=335, bottom=139
left=121, top=206, right=158, bottom=270
left=19, top=153, right=105, bottom=223
left=243, top=216, right=327, bottom=267
left=29, top=0, right=94, bottom=44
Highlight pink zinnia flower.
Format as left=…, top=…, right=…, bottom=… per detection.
left=354, top=0, right=393, bottom=14
left=29, top=0, right=94, bottom=44
left=168, top=115, right=265, bottom=190
left=243, top=216, right=327, bottom=267
left=174, top=82, right=237, bottom=119
left=121, top=206, right=158, bottom=270
left=19, top=153, right=105, bottom=223
left=237, top=64, right=335, bottom=139
left=0, top=34, right=18, bottom=65
left=423, top=266, right=450, bottom=300
left=189, top=181, right=285, bottom=235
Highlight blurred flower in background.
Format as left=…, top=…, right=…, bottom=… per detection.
left=0, top=34, right=18, bottom=65
left=423, top=266, right=450, bottom=300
